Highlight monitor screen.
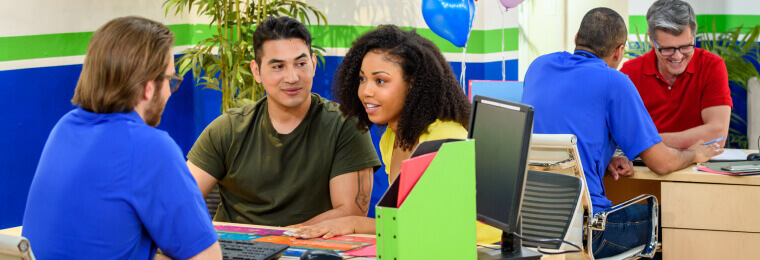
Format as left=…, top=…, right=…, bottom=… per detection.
left=468, top=95, right=534, bottom=233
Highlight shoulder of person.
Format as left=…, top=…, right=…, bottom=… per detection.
left=312, top=93, right=341, bottom=113
left=426, top=120, right=465, bottom=132
left=540, top=51, right=571, bottom=62
left=225, top=97, right=266, bottom=118
left=696, top=48, right=725, bottom=64
left=130, top=126, right=183, bottom=157
left=421, top=120, right=468, bottom=142
left=620, top=53, right=646, bottom=73
left=211, top=97, right=269, bottom=129
left=607, top=68, right=637, bottom=86
left=312, top=93, right=351, bottom=125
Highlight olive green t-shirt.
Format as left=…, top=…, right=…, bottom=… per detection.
left=187, top=93, right=380, bottom=226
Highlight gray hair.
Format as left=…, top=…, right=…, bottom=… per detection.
left=646, top=0, right=697, bottom=40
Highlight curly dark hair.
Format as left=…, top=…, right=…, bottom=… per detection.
left=333, top=24, right=471, bottom=151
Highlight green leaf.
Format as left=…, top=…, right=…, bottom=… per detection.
left=178, top=58, right=192, bottom=75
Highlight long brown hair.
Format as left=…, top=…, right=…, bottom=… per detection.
left=72, top=16, right=174, bottom=113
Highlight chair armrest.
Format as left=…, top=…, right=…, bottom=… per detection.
left=589, top=194, right=659, bottom=259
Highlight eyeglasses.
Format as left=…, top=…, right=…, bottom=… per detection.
left=651, top=38, right=695, bottom=56
left=161, top=73, right=183, bottom=93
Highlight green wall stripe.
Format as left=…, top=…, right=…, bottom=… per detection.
left=308, top=25, right=519, bottom=54
left=0, top=31, right=91, bottom=62
left=0, top=24, right=213, bottom=62
left=629, top=14, right=760, bottom=35
left=1, top=24, right=518, bottom=62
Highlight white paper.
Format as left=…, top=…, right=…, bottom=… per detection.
left=709, top=149, right=748, bottom=161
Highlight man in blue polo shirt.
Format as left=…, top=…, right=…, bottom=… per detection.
left=522, top=8, right=722, bottom=258
left=22, top=17, right=220, bottom=259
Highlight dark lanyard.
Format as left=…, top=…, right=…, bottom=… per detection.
left=574, top=51, right=595, bottom=59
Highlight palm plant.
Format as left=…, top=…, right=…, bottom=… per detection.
left=699, top=21, right=760, bottom=148
left=164, top=0, right=327, bottom=111
left=625, top=24, right=652, bottom=59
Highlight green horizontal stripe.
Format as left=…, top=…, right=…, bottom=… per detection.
left=309, top=25, right=518, bottom=54
left=629, top=14, right=760, bottom=35
left=1, top=24, right=518, bottom=62
left=0, top=24, right=212, bottom=62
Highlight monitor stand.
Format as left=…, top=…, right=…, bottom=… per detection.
left=477, top=231, right=542, bottom=260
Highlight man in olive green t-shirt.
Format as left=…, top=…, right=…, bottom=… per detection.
left=187, top=17, right=380, bottom=227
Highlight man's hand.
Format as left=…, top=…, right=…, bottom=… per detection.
left=605, top=156, right=634, bottom=180
left=686, top=140, right=724, bottom=163
left=292, top=216, right=359, bottom=239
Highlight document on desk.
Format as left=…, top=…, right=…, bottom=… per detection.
left=697, top=162, right=760, bottom=176
left=709, top=149, right=747, bottom=161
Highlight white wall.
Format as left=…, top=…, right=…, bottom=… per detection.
left=517, top=0, right=628, bottom=80
left=0, top=0, right=205, bottom=37
left=629, top=0, right=760, bottom=16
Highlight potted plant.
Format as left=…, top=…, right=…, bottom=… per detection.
left=164, top=0, right=327, bottom=111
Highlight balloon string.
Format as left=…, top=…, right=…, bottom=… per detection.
left=460, top=1, right=476, bottom=93
left=460, top=44, right=467, bottom=93
left=502, top=6, right=507, bottom=81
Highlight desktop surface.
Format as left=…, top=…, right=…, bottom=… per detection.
left=599, top=150, right=760, bottom=259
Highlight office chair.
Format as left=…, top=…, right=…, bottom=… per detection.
left=0, top=234, right=34, bottom=260
left=520, top=170, right=583, bottom=254
left=527, top=134, right=659, bottom=260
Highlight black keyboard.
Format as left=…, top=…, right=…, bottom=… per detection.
left=218, top=238, right=289, bottom=260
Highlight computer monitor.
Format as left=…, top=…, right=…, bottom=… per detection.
left=468, top=95, right=540, bottom=259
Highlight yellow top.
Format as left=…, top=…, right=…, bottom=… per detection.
left=379, top=120, right=468, bottom=179
left=378, top=119, right=502, bottom=244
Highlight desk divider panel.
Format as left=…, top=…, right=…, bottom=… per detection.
left=375, top=140, right=477, bottom=259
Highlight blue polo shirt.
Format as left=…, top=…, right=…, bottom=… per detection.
left=521, top=51, right=662, bottom=213
left=22, top=108, right=217, bottom=259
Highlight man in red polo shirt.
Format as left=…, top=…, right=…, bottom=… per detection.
left=621, top=0, right=731, bottom=149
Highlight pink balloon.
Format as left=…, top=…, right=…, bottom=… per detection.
left=499, top=0, right=525, bottom=9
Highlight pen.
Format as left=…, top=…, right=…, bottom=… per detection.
left=702, top=137, right=724, bottom=145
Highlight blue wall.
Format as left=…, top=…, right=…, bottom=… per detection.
left=0, top=55, right=517, bottom=229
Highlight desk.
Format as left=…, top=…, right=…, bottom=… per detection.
left=0, top=226, right=22, bottom=236
left=603, top=149, right=760, bottom=259
left=1, top=222, right=567, bottom=259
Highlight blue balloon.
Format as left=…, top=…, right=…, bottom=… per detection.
left=422, top=0, right=476, bottom=48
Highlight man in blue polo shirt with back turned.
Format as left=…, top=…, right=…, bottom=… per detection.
left=522, top=8, right=722, bottom=258
left=22, top=16, right=220, bottom=259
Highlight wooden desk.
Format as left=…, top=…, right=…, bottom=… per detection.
left=603, top=149, right=760, bottom=260
left=0, top=223, right=566, bottom=259
left=0, top=226, right=22, bottom=236
left=0, top=223, right=376, bottom=259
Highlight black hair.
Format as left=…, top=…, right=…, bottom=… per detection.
left=576, top=7, right=628, bottom=58
left=333, top=25, right=471, bottom=151
left=253, top=16, right=313, bottom=65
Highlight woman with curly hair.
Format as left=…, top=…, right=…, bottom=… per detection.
left=294, top=25, right=500, bottom=242
left=337, top=24, right=472, bottom=183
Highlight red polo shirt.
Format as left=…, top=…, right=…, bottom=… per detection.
left=620, top=48, right=732, bottom=133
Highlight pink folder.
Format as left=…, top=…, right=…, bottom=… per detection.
left=397, top=152, right=437, bottom=208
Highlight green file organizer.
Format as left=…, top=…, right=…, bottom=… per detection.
left=375, top=140, right=477, bottom=259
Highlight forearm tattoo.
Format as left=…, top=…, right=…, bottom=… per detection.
left=355, top=168, right=373, bottom=213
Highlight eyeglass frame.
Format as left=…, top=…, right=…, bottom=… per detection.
left=651, top=37, right=696, bottom=57
left=160, top=73, right=183, bottom=93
